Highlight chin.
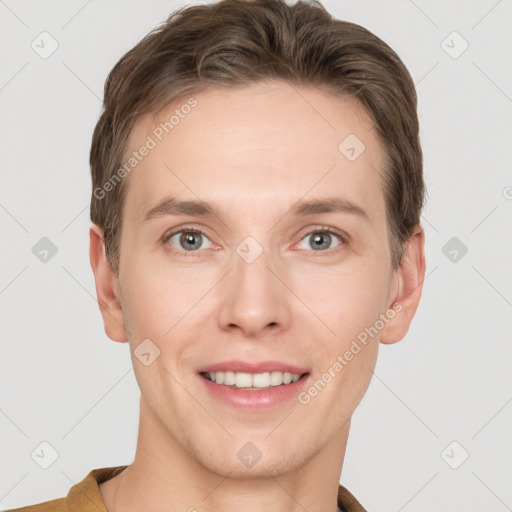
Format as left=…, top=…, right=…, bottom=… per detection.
left=206, top=455, right=299, bottom=481
left=191, top=438, right=310, bottom=481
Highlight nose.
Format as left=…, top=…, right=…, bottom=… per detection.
left=217, top=244, right=291, bottom=339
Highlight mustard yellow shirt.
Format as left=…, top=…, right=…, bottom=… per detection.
left=4, top=465, right=367, bottom=512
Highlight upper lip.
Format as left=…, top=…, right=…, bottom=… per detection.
left=196, top=360, right=310, bottom=375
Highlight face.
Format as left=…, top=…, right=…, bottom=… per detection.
left=93, top=80, right=422, bottom=479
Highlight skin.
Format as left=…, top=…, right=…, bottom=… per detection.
left=90, top=80, right=425, bottom=512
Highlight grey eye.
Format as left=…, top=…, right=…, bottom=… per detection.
left=168, top=230, right=212, bottom=251
left=297, top=231, right=342, bottom=251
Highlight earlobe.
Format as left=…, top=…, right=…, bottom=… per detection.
left=380, top=225, right=426, bottom=345
left=89, top=224, right=127, bottom=343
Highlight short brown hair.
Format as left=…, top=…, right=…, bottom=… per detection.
left=90, top=0, right=425, bottom=275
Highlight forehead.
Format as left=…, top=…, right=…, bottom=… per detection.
left=122, top=81, right=386, bottom=227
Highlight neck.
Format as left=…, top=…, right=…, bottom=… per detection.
left=100, top=396, right=350, bottom=512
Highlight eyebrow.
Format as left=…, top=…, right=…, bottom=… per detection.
left=142, top=195, right=369, bottom=223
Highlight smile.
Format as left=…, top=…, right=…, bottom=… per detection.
left=200, top=370, right=307, bottom=390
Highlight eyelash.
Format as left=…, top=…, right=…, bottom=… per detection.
left=163, top=224, right=347, bottom=257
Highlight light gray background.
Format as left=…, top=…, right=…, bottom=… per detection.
left=1, top=1, right=511, bottom=511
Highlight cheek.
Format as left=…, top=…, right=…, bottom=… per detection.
left=119, top=265, right=202, bottom=402
left=295, top=265, right=383, bottom=413
left=121, top=257, right=213, bottom=338
left=293, top=258, right=389, bottom=340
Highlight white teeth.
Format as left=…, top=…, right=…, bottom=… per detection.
left=223, top=371, right=235, bottom=386
left=235, top=372, right=252, bottom=388
left=270, top=371, right=283, bottom=386
left=252, top=372, right=270, bottom=388
left=205, top=370, right=303, bottom=388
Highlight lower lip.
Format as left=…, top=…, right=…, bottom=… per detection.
left=197, top=373, right=310, bottom=410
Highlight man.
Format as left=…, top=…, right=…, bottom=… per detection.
left=6, top=0, right=425, bottom=510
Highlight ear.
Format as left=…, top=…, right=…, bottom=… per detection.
left=89, top=224, right=127, bottom=343
left=380, top=225, right=426, bottom=345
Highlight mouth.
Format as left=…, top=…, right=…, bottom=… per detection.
left=196, top=361, right=312, bottom=409
left=199, top=370, right=309, bottom=390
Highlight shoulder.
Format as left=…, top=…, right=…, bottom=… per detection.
left=2, top=496, right=68, bottom=512
left=338, top=483, right=367, bottom=512
left=2, top=465, right=128, bottom=512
